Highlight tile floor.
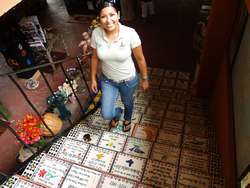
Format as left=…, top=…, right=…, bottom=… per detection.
left=2, top=68, right=225, bottom=187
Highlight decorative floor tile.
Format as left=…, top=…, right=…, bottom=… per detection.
left=153, top=93, right=171, bottom=103
left=22, top=153, right=46, bottom=179
left=175, top=80, right=189, bottom=90
left=48, top=137, right=89, bottom=164
left=165, top=70, right=177, bottom=78
left=185, top=114, right=207, bottom=125
left=137, top=183, right=152, bottom=188
left=150, top=143, right=180, bottom=165
left=148, top=76, right=162, bottom=88
left=67, top=126, right=102, bottom=145
left=168, top=103, right=185, bottom=113
left=180, top=149, right=209, bottom=173
left=82, top=146, right=116, bottom=172
left=176, top=168, right=211, bottom=188
left=111, top=153, right=146, bottom=181
left=132, top=124, right=158, bottom=142
left=157, top=129, right=181, bottom=147
left=161, top=119, right=184, bottom=133
left=123, top=137, right=152, bottom=158
left=110, top=121, right=135, bottom=136
left=177, top=72, right=190, bottom=80
left=61, top=164, right=102, bottom=188
left=98, top=131, right=127, bottom=152
left=133, top=105, right=147, bottom=114
left=134, top=97, right=150, bottom=106
left=136, top=91, right=154, bottom=101
left=142, top=160, right=177, bottom=188
left=151, top=68, right=165, bottom=76
left=185, top=122, right=208, bottom=137
left=31, top=155, right=71, bottom=188
left=89, top=116, right=110, bottom=130
left=2, top=175, right=44, bottom=188
left=183, top=135, right=209, bottom=152
left=131, top=112, right=142, bottom=124
left=140, top=114, right=162, bottom=128
left=99, top=174, right=137, bottom=188
left=159, top=89, right=176, bottom=98
left=165, top=111, right=184, bottom=121
left=161, top=78, right=175, bottom=88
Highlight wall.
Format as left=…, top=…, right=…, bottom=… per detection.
left=209, top=56, right=236, bottom=187
left=232, top=17, right=250, bottom=180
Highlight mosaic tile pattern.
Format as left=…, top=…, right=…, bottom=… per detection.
left=3, top=68, right=225, bottom=187
left=142, top=160, right=177, bottom=187
left=111, top=153, right=146, bottom=181
left=82, top=145, right=116, bottom=172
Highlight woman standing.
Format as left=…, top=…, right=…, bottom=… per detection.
left=90, top=0, right=149, bottom=132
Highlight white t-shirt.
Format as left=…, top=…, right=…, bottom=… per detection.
left=91, top=23, right=141, bottom=82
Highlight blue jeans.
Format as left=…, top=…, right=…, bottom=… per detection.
left=100, top=74, right=139, bottom=121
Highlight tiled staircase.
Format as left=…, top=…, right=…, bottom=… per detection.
left=1, top=68, right=224, bottom=188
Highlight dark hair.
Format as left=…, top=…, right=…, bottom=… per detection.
left=98, top=0, right=119, bottom=14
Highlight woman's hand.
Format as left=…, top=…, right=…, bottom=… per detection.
left=141, top=79, right=149, bottom=91
left=91, top=80, right=98, bottom=94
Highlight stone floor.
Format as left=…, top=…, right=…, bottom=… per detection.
left=2, top=67, right=224, bottom=187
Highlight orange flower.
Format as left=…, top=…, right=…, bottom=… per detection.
left=15, top=114, right=43, bottom=145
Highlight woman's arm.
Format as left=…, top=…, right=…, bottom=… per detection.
left=90, top=48, right=99, bottom=93
left=132, top=45, right=149, bottom=91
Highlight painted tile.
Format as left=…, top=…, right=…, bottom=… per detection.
left=149, top=76, right=161, bottom=88
left=157, top=129, right=181, bottom=147
left=123, top=137, right=152, bottom=158
left=111, top=153, right=146, bottom=181
left=137, top=183, right=152, bottom=188
left=161, top=119, right=184, bottom=133
left=177, top=72, right=190, bottom=80
left=185, top=122, right=209, bottom=137
left=183, top=135, right=209, bottom=152
left=48, top=137, right=89, bottom=164
left=61, top=164, right=102, bottom=188
left=110, top=121, right=135, bottom=136
left=161, top=78, right=175, bottom=88
left=168, top=103, right=185, bottom=113
left=164, top=70, right=177, bottom=78
left=140, top=114, right=161, bottom=128
left=142, top=160, right=176, bottom=187
left=185, top=114, right=207, bottom=125
left=99, top=174, right=137, bottom=188
left=150, top=143, right=180, bottom=165
left=82, top=146, right=116, bottom=172
left=2, top=175, right=43, bottom=188
left=165, top=111, right=184, bottom=121
left=131, top=112, right=142, bottom=124
left=67, top=126, right=102, bottom=145
left=137, top=91, right=153, bottom=101
left=180, top=149, right=209, bottom=173
left=132, top=124, right=158, bottom=142
left=175, top=80, right=189, bottom=90
left=177, top=168, right=211, bottom=188
left=22, top=153, right=46, bottom=179
left=151, top=68, right=165, bottom=76
left=98, top=131, right=127, bottom=152
left=89, top=116, right=110, bottom=130
left=31, top=155, right=71, bottom=188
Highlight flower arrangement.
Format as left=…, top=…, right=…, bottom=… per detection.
left=16, top=114, right=43, bottom=145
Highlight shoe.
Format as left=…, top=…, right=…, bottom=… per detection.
left=123, top=121, right=132, bottom=132
left=110, top=118, right=119, bottom=127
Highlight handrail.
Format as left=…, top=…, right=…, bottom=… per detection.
left=0, top=53, right=91, bottom=77
left=0, top=52, right=95, bottom=179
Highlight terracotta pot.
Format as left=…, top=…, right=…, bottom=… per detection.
left=42, top=113, right=62, bottom=136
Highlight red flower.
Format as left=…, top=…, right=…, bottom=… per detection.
left=16, top=114, right=43, bottom=145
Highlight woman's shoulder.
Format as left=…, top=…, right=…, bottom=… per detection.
left=120, top=24, right=137, bottom=35
left=92, top=26, right=103, bottom=36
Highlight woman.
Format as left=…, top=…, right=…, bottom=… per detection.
left=90, top=0, right=149, bottom=132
